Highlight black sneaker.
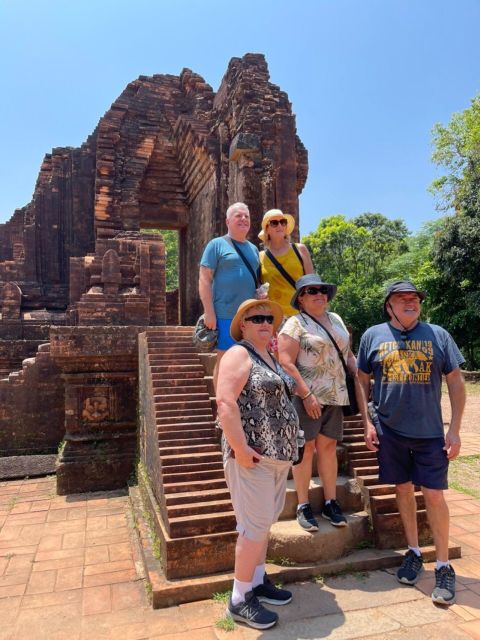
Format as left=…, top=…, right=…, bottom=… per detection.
left=321, top=499, right=347, bottom=527
left=296, top=503, right=319, bottom=531
left=432, top=565, right=456, bottom=605
left=396, top=549, right=424, bottom=585
left=253, top=574, right=292, bottom=605
left=226, top=591, right=278, bottom=629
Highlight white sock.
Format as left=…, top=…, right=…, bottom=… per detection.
left=325, top=499, right=332, bottom=506
left=436, top=560, right=450, bottom=570
left=408, top=546, right=422, bottom=557
left=231, top=579, right=252, bottom=605
left=252, top=564, right=265, bottom=589
left=298, top=502, right=309, bottom=509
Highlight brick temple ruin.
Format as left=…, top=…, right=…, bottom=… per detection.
left=0, top=53, right=447, bottom=603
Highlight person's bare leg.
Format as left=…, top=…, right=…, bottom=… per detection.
left=396, top=482, right=419, bottom=547
left=316, top=434, right=338, bottom=501
left=292, top=440, right=316, bottom=504
left=234, top=534, right=268, bottom=582
left=422, top=488, right=449, bottom=561
left=213, top=350, right=225, bottom=392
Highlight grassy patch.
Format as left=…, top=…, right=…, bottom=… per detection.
left=212, top=590, right=231, bottom=604
left=442, top=381, right=480, bottom=396
left=215, top=614, right=235, bottom=632
left=449, top=455, right=480, bottom=499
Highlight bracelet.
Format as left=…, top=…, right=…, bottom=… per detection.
left=301, top=391, right=313, bottom=401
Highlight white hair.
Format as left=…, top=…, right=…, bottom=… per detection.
left=226, top=202, right=249, bottom=220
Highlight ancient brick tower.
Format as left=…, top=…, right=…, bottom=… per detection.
left=0, top=53, right=308, bottom=329
left=0, top=53, right=308, bottom=480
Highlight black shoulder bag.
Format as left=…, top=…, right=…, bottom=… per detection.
left=301, top=312, right=358, bottom=416
left=265, top=244, right=305, bottom=290
left=228, top=237, right=260, bottom=288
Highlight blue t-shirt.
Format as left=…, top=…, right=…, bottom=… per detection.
left=200, top=236, right=259, bottom=319
left=357, top=322, right=464, bottom=438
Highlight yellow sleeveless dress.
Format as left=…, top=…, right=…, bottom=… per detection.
left=260, top=245, right=304, bottom=317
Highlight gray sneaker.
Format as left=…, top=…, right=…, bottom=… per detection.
left=296, top=503, right=319, bottom=531
left=432, top=565, right=456, bottom=605
left=226, top=591, right=278, bottom=629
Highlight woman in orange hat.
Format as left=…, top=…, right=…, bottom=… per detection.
left=258, top=209, right=314, bottom=318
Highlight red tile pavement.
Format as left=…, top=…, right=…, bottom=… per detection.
left=0, top=460, right=478, bottom=639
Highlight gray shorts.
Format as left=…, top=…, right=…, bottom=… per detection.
left=224, top=457, right=291, bottom=541
left=292, top=397, right=344, bottom=442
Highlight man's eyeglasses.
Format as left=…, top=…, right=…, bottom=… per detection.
left=302, top=286, right=329, bottom=296
left=244, top=314, right=274, bottom=325
left=268, top=219, right=288, bottom=227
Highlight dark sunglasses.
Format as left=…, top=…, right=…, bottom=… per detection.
left=268, top=219, right=288, bottom=227
left=244, top=314, right=274, bottom=325
left=302, top=286, right=329, bottom=296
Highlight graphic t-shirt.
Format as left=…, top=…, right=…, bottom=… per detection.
left=280, top=311, right=350, bottom=405
left=357, top=322, right=465, bottom=438
left=200, top=236, right=259, bottom=319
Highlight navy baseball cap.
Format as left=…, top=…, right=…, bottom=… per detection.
left=384, top=280, right=426, bottom=314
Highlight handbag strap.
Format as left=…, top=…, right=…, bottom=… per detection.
left=240, top=342, right=292, bottom=402
left=301, top=311, right=349, bottom=376
left=265, top=244, right=305, bottom=289
left=226, top=236, right=260, bottom=288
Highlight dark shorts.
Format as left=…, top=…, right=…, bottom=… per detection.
left=292, top=398, right=343, bottom=442
left=377, top=424, right=448, bottom=490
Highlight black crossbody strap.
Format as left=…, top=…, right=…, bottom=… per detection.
left=241, top=342, right=292, bottom=401
left=291, top=243, right=305, bottom=272
left=265, top=244, right=305, bottom=289
left=301, top=311, right=349, bottom=376
left=227, top=236, right=259, bottom=288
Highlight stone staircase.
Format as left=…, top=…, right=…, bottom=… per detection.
left=341, top=415, right=433, bottom=549
left=138, top=326, right=237, bottom=579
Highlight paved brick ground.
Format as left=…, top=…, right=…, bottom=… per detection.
left=0, top=434, right=479, bottom=639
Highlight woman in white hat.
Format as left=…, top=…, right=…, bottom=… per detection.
left=258, top=209, right=314, bottom=318
left=216, top=298, right=300, bottom=629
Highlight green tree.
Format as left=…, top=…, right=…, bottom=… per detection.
left=141, top=229, right=179, bottom=291
left=303, top=213, right=410, bottom=346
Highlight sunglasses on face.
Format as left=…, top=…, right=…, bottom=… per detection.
left=244, top=314, right=274, bottom=325
left=302, top=286, right=329, bottom=296
left=268, top=219, right=288, bottom=227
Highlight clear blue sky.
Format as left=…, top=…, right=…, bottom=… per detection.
left=1, top=0, right=479, bottom=236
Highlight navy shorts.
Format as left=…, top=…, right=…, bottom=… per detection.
left=377, top=424, right=449, bottom=490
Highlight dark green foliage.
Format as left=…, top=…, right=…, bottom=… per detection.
left=141, top=229, right=179, bottom=291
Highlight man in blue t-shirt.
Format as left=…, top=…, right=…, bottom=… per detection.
left=357, top=280, right=465, bottom=606
left=199, top=202, right=260, bottom=387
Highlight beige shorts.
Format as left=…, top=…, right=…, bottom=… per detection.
left=224, top=457, right=291, bottom=541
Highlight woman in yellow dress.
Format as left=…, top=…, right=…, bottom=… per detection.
left=259, top=209, right=314, bottom=318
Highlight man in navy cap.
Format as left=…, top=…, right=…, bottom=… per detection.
left=357, top=280, right=465, bottom=606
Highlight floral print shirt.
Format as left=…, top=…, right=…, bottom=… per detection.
left=280, top=312, right=350, bottom=406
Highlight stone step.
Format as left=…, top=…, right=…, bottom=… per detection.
left=167, top=499, right=233, bottom=519
left=157, top=425, right=216, bottom=438
left=161, top=460, right=224, bottom=475
left=354, top=465, right=380, bottom=478
left=162, top=468, right=225, bottom=484
left=370, top=492, right=425, bottom=515
left=268, top=511, right=371, bottom=564
left=157, top=436, right=218, bottom=448
left=348, top=457, right=380, bottom=469
left=155, top=408, right=214, bottom=419
left=150, top=364, right=205, bottom=374
left=373, top=510, right=432, bottom=549
left=152, top=383, right=208, bottom=394
left=164, top=487, right=231, bottom=505
left=161, top=452, right=222, bottom=467
left=365, top=484, right=396, bottom=496
left=281, top=475, right=364, bottom=520
left=153, top=392, right=210, bottom=403
left=168, top=510, right=236, bottom=538
left=148, top=346, right=198, bottom=354
left=150, top=357, right=200, bottom=366
left=163, top=477, right=228, bottom=494
left=348, top=450, right=378, bottom=461
left=342, top=442, right=370, bottom=453
left=151, top=371, right=204, bottom=381
left=156, top=417, right=215, bottom=428
left=154, top=400, right=212, bottom=411
left=159, top=443, right=219, bottom=456
left=342, top=433, right=365, bottom=443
